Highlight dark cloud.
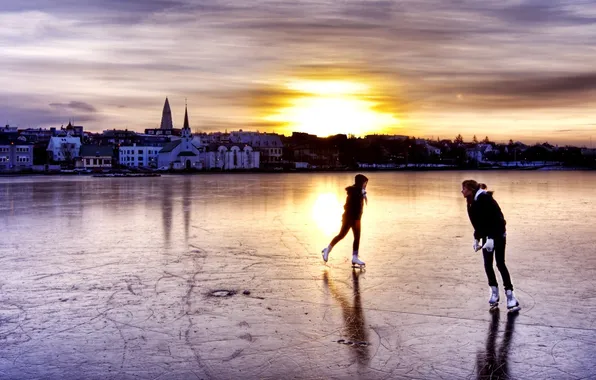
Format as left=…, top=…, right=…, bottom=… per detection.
left=484, top=1, right=596, bottom=26
left=2, top=0, right=596, bottom=143
left=1, top=106, right=98, bottom=128
left=478, top=73, right=596, bottom=96
left=49, top=101, right=97, bottom=113
left=0, top=93, right=100, bottom=128
left=0, top=0, right=185, bottom=14
left=432, top=73, right=596, bottom=110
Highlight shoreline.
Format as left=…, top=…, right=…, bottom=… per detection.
left=1, top=166, right=594, bottom=177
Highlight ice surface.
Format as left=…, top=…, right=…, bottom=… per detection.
left=0, top=171, right=594, bottom=379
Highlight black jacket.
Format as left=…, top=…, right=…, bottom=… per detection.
left=467, top=191, right=506, bottom=240
left=343, top=185, right=365, bottom=221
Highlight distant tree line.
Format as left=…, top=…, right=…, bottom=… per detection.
left=281, top=133, right=595, bottom=169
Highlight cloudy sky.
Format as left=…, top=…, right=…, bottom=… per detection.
left=2, top=0, right=596, bottom=145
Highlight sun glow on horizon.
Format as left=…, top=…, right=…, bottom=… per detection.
left=266, top=80, right=400, bottom=137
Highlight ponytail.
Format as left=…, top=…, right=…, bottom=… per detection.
left=462, top=179, right=488, bottom=206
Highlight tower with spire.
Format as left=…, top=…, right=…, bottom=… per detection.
left=181, top=99, right=191, bottom=139
left=160, top=97, right=173, bottom=130
left=157, top=99, right=211, bottom=170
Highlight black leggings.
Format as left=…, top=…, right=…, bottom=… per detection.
left=482, top=237, right=513, bottom=291
left=330, top=219, right=361, bottom=251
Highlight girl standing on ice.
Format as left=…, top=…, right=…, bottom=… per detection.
left=322, top=174, right=368, bottom=267
left=461, top=180, right=520, bottom=312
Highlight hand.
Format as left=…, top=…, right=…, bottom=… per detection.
left=473, top=239, right=482, bottom=252
left=362, top=190, right=368, bottom=205
left=482, top=238, right=494, bottom=252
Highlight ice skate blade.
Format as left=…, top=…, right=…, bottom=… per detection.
left=507, top=306, right=521, bottom=314
left=351, top=264, right=365, bottom=269
left=489, top=303, right=499, bottom=312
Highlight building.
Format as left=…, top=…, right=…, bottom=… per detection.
left=157, top=105, right=205, bottom=170
left=47, top=135, right=82, bottom=163
left=0, top=125, right=18, bottom=135
left=98, top=129, right=139, bottom=146
left=0, top=135, right=34, bottom=172
left=76, top=145, right=113, bottom=170
left=208, top=143, right=260, bottom=170
left=144, top=128, right=181, bottom=137
left=160, top=97, right=173, bottom=130
left=228, top=130, right=283, bottom=165
left=155, top=104, right=260, bottom=170
left=57, top=122, right=84, bottom=138
left=119, top=144, right=163, bottom=168
left=466, top=144, right=494, bottom=162
left=18, top=127, right=56, bottom=143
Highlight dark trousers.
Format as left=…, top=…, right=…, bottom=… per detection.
left=330, top=218, right=361, bottom=252
left=482, top=237, right=513, bottom=291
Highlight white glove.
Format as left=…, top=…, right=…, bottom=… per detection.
left=362, top=189, right=368, bottom=205
left=482, top=238, right=494, bottom=252
left=473, top=239, right=482, bottom=252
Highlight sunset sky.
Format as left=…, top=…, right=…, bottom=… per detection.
left=2, top=0, right=596, bottom=146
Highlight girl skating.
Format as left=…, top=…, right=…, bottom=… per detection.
left=322, top=174, right=368, bottom=268
left=461, top=180, right=520, bottom=313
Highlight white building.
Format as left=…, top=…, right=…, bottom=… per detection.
left=120, top=144, right=163, bottom=168
left=424, top=143, right=442, bottom=156
left=47, top=135, right=82, bottom=163
left=208, top=144, right=260, bottom=170
left=228, top=130, right=283, bottom=165
left=155, top=105, right=261, bottom=170
left=466, top=144, right=494, bottom=162
left=157, top=105, right=206, bottom=170
left=76, top=145, right=113, bottom=170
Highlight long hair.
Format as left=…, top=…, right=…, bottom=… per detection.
left=462, top=179, right=487, bottom=205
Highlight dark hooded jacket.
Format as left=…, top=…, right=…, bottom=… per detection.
left=343, top=175, right=368, bottom=221
left=467, top=190, right=507, bottom=240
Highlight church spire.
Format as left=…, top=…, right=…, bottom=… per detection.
left=182, top=101, right=191, bottom=138
left=160, top=97, right=173, bottom=129
left=183, top=103, right=190, bottom=130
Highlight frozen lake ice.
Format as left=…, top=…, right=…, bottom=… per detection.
left=0, top=171, right=595, bottom=379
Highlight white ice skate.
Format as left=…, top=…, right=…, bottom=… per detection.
left=488, top=286, right=499, bottom=310
left=351, top=255, right=365, bottom=269
left=506, top=290, right=521, bottom=313
left=322, top=247, right=330, bottom=263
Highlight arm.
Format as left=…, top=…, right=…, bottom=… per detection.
left=468, top=204, right=486, bottom=240
left=484, top=197, right=505, bottom=239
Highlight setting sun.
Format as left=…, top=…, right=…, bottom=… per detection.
left=266, top=80, right=400, bottom=137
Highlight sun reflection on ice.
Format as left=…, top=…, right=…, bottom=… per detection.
left=312, top=192, right=342, bottom=237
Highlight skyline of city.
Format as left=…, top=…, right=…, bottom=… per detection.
left=6, top=96, right=594, bottom=148
left=2, top=1, right=596, bottom=146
